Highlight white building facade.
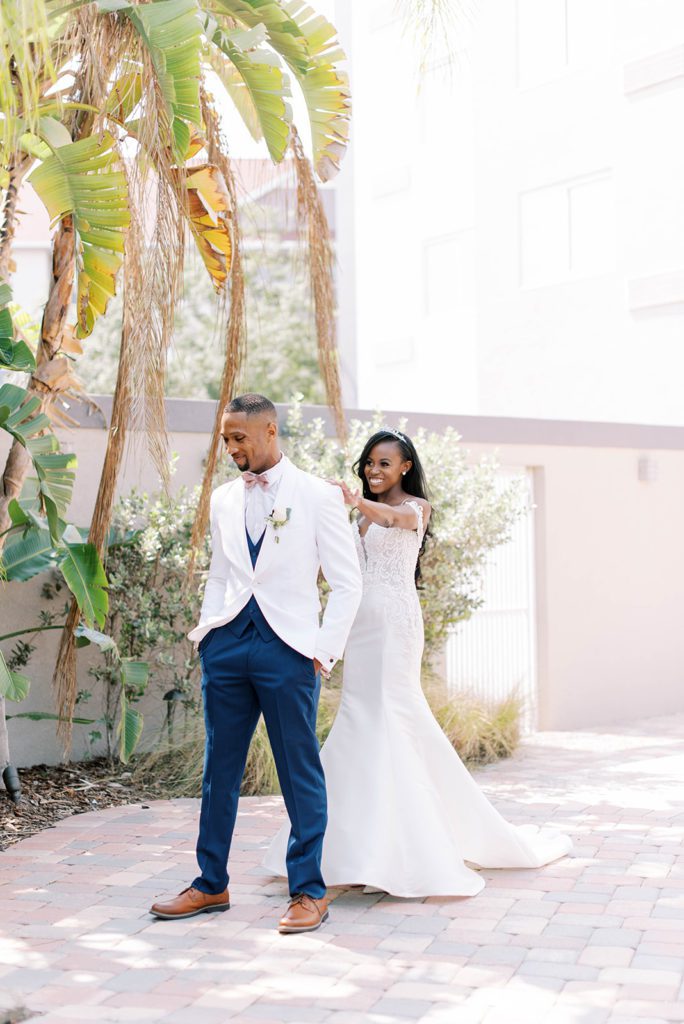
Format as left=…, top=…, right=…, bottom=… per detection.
left=336, top=0, right=684, bottom=425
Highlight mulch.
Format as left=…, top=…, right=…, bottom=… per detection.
left=0, top=758, right=164, bottom=851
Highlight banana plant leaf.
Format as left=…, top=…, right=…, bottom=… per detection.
left=118, top=687, right=144, bottom=764
left=26, top=122, right=129, bottom=338
left=104, top=66, right=144, bottom=125
left=1, top=524, right=58, bottom=581
left=74, top=622, right=118, bottom=652
left=213, top=0, right=350, bottom=179
left=207, top=19, right=292, bottom=163
left=0, top=382, right=76, bottom=542
left=0, top=650, right=31, bottom=702
left=0, top=285, right=36, bottom=373
left=105, top=0, right=203, bottom=163
left=182, top=164, right=233, bottom=291
left=58, top=540, right=109, bottom=629
left=121, top=658, right=149, bottom=695
left=7, top=711, right=97, bottom=724
left=0, top=0, right=54, bottom=162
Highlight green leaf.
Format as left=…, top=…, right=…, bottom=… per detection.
left=0, top=337, right=36, bottom=373
left=6, top=711, right=96, bottom=724
left=2, top=525, right=57, bottom=581
left=0, top=384, right=52, bottom=448
left=208, top=22, right=292, bottom=163
left=74, top=623, right=118, bottom=653
left=120, top=658, right=149, bottom=694
left=123, top=0, right=203, bottom=163
left=213, top=0, right=350, bottom=179
left=0, top=383, right=76, bottom=542
left=59, top=542, right=109, bottom=628
left=7, top=499, right=29, bottom=527
left=118, top=690, right=144, bottom=764
left=31, top=450, right=77, bottom=542
left=0, top=652, right=31, bottom=702
left=27, top=130, right=129, bottom=338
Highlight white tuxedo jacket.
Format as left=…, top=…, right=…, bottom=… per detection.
left=188, top=457, right=363, bottom=668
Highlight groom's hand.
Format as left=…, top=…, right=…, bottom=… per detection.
left=313, top=658, right=323, bottom=676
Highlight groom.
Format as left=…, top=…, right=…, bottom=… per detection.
left=150, top=394, right=362, bottom=933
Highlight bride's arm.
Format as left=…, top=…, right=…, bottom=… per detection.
left=330, top=481, right=431, bottom=532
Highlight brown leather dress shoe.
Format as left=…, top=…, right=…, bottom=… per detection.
left=150, top=886, right=230, bottom=920
left=278, top=893, right=329, bottom=934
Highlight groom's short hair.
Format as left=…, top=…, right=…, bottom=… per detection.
left=226, top=394, right=277, bottom=420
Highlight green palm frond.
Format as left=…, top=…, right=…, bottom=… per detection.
left=2, top=524, right=57, bottom=581
left=118, top=685, right=144, bottom=763
left=25, top=120, right=129, bottom=338
left=59, top=538, right=109, bottom=628
left=207, top=20, right=292, bottom=163
left=0, top=0, right=55, bottom=163
left=0, top=651, right=30, bottom=702
left=0, top=381, right=76, bottom=541
left=0, top=284, right=36, bottom=373
left=212, top=0, right=350, bottom=179
left=109, top=0, right=204, bottom=162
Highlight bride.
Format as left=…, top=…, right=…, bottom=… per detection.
left=263, top=428, right=572, bottom=897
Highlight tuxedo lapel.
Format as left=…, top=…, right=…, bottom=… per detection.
left=218, top=477, right=252, bottom=576
left=253, top=460, right=298, bottom=577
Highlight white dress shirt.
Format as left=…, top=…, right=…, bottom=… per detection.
left=244, top=453, right=285, bottom=543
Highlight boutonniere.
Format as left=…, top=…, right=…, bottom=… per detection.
left=265, top=506, right=291, bottom=542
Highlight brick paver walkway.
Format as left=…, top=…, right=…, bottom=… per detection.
left=2, top=713, right=684, bottom=1024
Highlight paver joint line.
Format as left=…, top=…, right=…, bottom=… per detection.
left=2, top=714, right=684, bottom=1022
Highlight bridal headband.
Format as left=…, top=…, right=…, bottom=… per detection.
left=383, top=427, right=408, bottom=443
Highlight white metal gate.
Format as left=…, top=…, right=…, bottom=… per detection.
left=444, top=469, right=538, bottom=732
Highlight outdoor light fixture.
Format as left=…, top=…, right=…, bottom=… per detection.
left=637, top=455, right=658, bottom=482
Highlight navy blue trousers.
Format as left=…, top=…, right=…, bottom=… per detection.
left=192, top=620, right=326, bottom=899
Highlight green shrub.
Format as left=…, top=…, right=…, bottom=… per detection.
left=280, top=401, right=528, bottom=657
left=82, top=402, right=526, bottom=771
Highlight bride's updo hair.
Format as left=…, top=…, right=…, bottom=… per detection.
left=352, top=429, right=432, bottom=587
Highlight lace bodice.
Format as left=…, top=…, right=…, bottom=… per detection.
left=353, top=500, right=424, bottom=591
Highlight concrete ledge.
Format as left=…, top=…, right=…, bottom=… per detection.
left=628, top=269, right=684, bottom=311
left=624, top=45, right=684, bottom=95
left=69, top=396, right=684, bottom=451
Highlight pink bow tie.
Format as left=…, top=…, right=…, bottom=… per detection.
left=242, top=471, right=270, bottom=489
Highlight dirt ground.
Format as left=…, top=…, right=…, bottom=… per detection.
left=0, top=758, right=162, bottom=851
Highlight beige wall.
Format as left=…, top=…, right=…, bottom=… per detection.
left=2, top=400, right=684, bottom=765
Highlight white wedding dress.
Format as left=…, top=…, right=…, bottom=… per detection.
left=262, top=502, right=572, bottom=897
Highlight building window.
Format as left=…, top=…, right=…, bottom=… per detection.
left=519, top=172, right=614, bottom=287
left=517, top=0, right=611, bottom=88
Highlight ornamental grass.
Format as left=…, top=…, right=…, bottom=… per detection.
left=133, top=685, right=522, bottom=798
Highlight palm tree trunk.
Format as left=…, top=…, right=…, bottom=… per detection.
left=0, top=217, right=75, bottom=546
left=0, top=153, right=32, bottom=281
left=0, top=697, right=9, bottom=771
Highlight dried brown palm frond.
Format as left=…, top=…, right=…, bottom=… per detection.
left=397, top=0, right=475, bottom=77
left=290, top=128, right=345, bottom=439
left=124, top=52, right=188, bottom=492
left=53, top=186, right=144, bottom=750
left=187, top=92, right=246, bottom=582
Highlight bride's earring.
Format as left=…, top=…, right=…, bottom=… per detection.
left=402, top=470, right=407, bottom=476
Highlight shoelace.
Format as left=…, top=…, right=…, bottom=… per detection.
left=288, top=893, right=316, bottom=910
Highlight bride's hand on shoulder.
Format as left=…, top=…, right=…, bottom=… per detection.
left=327, top=478, right=360, bottom=508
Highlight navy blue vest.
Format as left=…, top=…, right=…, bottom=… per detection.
left=226, top=528, right=276, bottom=642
